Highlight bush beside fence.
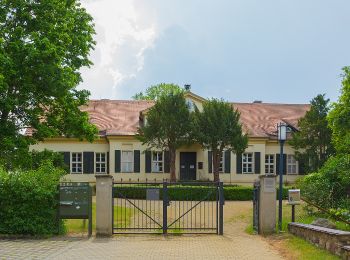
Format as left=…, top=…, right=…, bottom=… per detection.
left=0, top=162, right=65, bottom=235
left=113, top=184, right=291, bottom=201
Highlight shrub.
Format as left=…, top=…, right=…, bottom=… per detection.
left=299, top=154, right=350, bottom=210
left=0, top=161, right=65, bottom=235
left=113, top=184, right=291, bottom=201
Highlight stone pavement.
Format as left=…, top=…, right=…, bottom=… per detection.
left=0, top=202, right=283, bottom=259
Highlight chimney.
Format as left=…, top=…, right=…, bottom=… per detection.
left=184, top=84, right=191, bottom=91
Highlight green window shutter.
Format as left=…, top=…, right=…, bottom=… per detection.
left=254, top=152, right=261, bottom=174
left=224, top=151, right=231, bottom=173
left=62, top=152, right=70, bottom=173
left=236, top=153, right=242, bottom=174
left=115, top=150, right=121, bottom=173
left=134, top=150, right=140, bottom=173
left=107, top=152, right=110, bottom=174
left=83, top=152, right=94, bottom=174
left=145, top=151, right=152, bottom=173
left=208, top=151, right=212, bottom=173
left=164, top=151, right=170, bottom=173
left=276, top=154, right=287, bottom=175
left=298, top=158, right=306, bottom=175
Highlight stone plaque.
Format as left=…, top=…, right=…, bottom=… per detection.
left=146, top=188, right=160, bottom=200
left=263, top=177, right=276, bottom=193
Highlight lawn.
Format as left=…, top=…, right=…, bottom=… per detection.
left=279, top=201, right=350, bottom=232
left=65, top=202, right=132, bottom=234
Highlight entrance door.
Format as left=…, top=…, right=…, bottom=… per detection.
left=180, top=152, right=197, bottom=180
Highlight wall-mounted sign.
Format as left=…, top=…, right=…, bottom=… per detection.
left=146, top=188, right=160, bottom=200
left=263, top=177, right=275, bottom=193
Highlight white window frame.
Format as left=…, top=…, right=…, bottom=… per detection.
left=211, top=152, right=224, bottom=173
left=95, top=152, right=106, bottom=174
left=152, top=151, right=163, bottom=173
left=242, top=153, right=254, bottom=174
left=71, top=152, right=83, bottom=174
left=265, top=154, right=274, bottom=174
left=287, top=154, right=297, bottom=174
left=121, top=150, right=134, bottom=173
left=219, top=152, right=224, bottom=173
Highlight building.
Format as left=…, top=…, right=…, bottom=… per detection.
left=29, top=92, right=310, bottom=184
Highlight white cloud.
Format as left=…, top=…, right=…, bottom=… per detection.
left=79, top=0, right=157, bottom=99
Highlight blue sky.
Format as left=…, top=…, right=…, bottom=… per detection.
left=80, top=0, right=350, bottom=104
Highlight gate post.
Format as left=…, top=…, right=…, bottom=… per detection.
left=162, top=182, right=168, bottom=234
left=258, top=175, right=277, bottom=234
left=219, top=182, right=224, bottom=235
left=95, top=174, right=114, bottom=236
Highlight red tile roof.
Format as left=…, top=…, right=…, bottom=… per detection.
left=25, top=99, right=310, bottom=138
left=231, top=103, right=310, bottom=138
left=82, top=100, right=155, bottom=136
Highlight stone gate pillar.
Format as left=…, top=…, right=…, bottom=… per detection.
left=258, top=175, right=277, bottom=234
left=95, top=174, right=114, bottom=236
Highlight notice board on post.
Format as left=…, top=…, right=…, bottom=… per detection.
left=59, top=182, right=92, bottom=236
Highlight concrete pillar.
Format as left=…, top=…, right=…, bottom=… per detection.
left=95, top=174, right=114, bottom=236
left=258, top=175, right=277, bottom=234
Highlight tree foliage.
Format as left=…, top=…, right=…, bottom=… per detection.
left=289, top=94, right=334, bottom=173
left=0, top=0, right=98, bottom=168
left=137, top=91, right=192, bottom=181
left=299, top=154, right=350, bottom=212
left=192, top=99, right=248, bottom=182
left=328, top=67, right=350, bottom=154
left=132, top=83, right=183, bottom=100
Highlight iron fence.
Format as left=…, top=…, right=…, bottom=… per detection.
left=112, top=181, right=224, bottom=235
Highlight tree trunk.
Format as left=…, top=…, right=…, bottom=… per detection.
left=170, top=147, right=176, bottom=182
left=212, top=149, right=220, bottom=182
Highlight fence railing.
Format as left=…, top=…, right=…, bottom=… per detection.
left=286, top=197, right=350, bottom=232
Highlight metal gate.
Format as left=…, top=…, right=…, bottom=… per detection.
left=253, top=180, right=260, bottom=233
left=112, top=181, right=224, bottom=235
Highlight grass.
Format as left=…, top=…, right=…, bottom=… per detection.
left=279, top=202, right=350, bottom=232
left=279, top=233, right=340, bottom=260
left=242, top=201, right=345, bottom=259
left=65, top=202, right=132, bottom=234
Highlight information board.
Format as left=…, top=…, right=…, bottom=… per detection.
left=59, top=182, right=92, bottom=236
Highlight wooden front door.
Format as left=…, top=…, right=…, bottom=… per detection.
left=180, top=152, right=197, bottom=180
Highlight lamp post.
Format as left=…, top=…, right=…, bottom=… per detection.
left=277, top=122, right=287, bottom=232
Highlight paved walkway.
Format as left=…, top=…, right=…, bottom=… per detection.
left=0, top=202, right=282, bottom=259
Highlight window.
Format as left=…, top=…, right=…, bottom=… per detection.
left=219, top=152, right=224, bottom=172
left=242, top=153, right=253, bottom=173
left=152, top=151, right=163, bottom=172
left=96, top=152, right=106, bottom=173
left=211, top=152, right=224, bottom=173
left=287, top=154, right=297, bottom=174
left=121, top=151, right=133, bottom=172
left=185, top=98, right=195, bottom=112
left=72, top=152, right=82, bottom=173
left=265, top=154, right=274, bottom=174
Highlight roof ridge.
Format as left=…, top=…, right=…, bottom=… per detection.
left=231, top=102, right=309, bottom=106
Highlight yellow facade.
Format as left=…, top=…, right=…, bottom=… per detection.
left=31, top=137, right=301, bottom=184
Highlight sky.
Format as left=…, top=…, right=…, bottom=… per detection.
left=79, top=0, right=350, bottom=104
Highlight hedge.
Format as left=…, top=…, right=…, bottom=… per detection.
left=113, top=184, right=291, bottom=201
left=0, top=161, right=65, bottom=235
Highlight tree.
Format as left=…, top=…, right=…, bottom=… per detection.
left=289, top=94, right=334, bottom=173
left=132, top=83, right=183, bottom=100
left=0, top=0, right=98, bottom=168
left=137, top=91, right=192, bottom=181
left=192, top=99, right=248, bottom=182
left=328, top=67, right=350, bottom=154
